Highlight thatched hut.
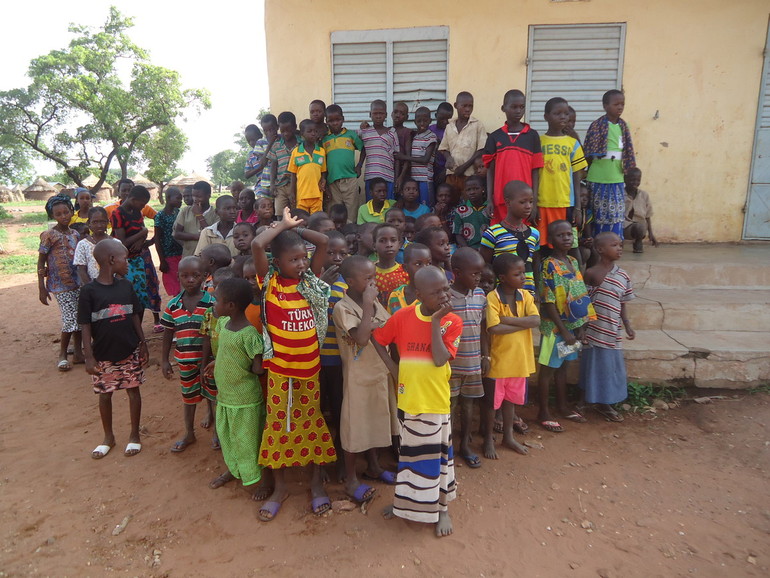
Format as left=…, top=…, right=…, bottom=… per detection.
left=0, top=185, right=13, bottom=203
left=131, top=174, right=160, bottom=200
left=23, top=178, right=57, bottom=201
left=82, top=174, right=114, bottom=202
left=168, top=172, right=214, bottom=189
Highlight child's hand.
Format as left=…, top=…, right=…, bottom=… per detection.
left=355, top=165, right=362, bottom=178
left=562, top=330, right=577, bottom=346
left=320, top=265, right=340, bottom=285
left=431, top=302, right=453, bottom=321
left=38, top=287, right=51, bottom=306
left=363, top=282, right=379, bottom=308
left=481, top=356, right=491, bottom=376
left=624, top=321, right=636, bottom=340
left=85, top=355, right=100, bottom=376
left=319, top=178, right=327, bottom=193
left=649, top=234, right=659, bottom=247
left=280, top=206, right=304, bottom=228
left=138, top=342, right=149, bottom=366
left=162, top=360, right=174, bottom=380
left=203, top=360, right=215, bottom=380
left=359, top=120, right=370, bottom=130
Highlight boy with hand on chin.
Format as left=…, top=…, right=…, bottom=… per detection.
left=288, top=119, right=327, bottom=215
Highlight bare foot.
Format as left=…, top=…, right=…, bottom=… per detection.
left=503, top=436, right=529, bottom=455
left=251, top=480, right=275, bottom=501
left=435, top=511, right=453, bottom=537
left=200, top=416, right=212, bottom=429
left=483, top=436, right=498, bottom=460
left=209, top=471, right=235, bottom=489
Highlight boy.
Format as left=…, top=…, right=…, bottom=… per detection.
left=329, top=203, right=349, bottom=230
left=358, top=100, right=400, bottom=200
left=400, top=179, right=431, bottom=220
left=323, top=104, right=364, bottom=219
left=375, top=266, right=463, bottom=538
left=430, top=102, right=453, bottom=187
left=483, top=90, right=544, bottom=224
left=268, top=111, right=300, bottom=215
left=623, top=168, right=657, bottom=253
left=453, top=175, right=490, bottom=249
left=387, top=241, right=432, bottom=314
left=309, top=99, right=328, bottom=137
left=448, top=248, right=488, bottom=468
left=80, top=239, right=148, bottom=459
left=357, top=178, right=394, bottom=224
left=438, top=92, right=487, bottom=194
left=161, top=255, right=217, bottom=452
left=173, top=180, right=218, bottom=257
left=288, top=119, right=327, bottom=215
left=200, top=244, right=233, bottom=293
left=391, top=102, right=412, bottom=190
left=249, top=115, right=280, bottom=198
left=397, top=106, right=438, bottom=205
left=194, top=195, right=239, bottom=257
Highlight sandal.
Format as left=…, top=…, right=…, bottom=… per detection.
left=512, top=417, right=529, bottom=435
left=347, top=483, right=376, bottom=504
left=91, top=444, right=114, bottom=459
left=362, top=470, right=397, bottom=485
left=124, top=442, right=142, bottom=457
left=595, top=405, right=625, bottom=422
left=57, top=359, right=71, bottom=372
left=153, top=324, right=165, bottom=334
left=258, top=499, right=285, bottom=522
left=540, top=420, right=564, bottom=433
left=461, top=453, right=482, bottom=469
left=170, top=438, right=196, bottom=453
left=311, top=496, right=332, bottom=516
left=562, top=411, right=587, bottom=423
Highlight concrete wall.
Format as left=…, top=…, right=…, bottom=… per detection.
left=265, top=0, right=770, bottom=242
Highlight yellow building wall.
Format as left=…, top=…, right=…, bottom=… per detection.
left=265, top=0, right=769, bottom=242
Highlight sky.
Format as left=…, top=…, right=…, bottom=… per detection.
left=0, top=0, right=270, bottom=181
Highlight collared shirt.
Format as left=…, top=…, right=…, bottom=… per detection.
left=194, top=222, right=237, bottom=257
left=174, top=205, right=219, bottom=257
left=357, top=199, right=394, bottom=225
left=452, top=200, right=490, bottom=249
left=439, top=116, right=487, bottom=176
left=267, top=134, right=299, bottom=187
left=323, top=129, right=363, bottom=184
left=288, top=142, right=326, bottom=202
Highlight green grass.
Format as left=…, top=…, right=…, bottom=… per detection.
left=747, top=383, right=770, bottom=395
left=19, top=225, right=46, bottom=233
left=0, top=227, right=8, bottom=245
left=14, top=212, right=49, bottom=224
left=623, top=381, right=686, bottom=410
left=0, top=254, right=37, bottom=275
left=2, top=200, right=46, bottom=208
left=0, top=205, right=12, bottom=220
left=21, top=234, right=42, bottom=251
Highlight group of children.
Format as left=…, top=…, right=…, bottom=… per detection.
left=35, top=87, right=651, bottom=539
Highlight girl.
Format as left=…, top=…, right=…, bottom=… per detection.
left=38, top=196, right=83, bottom=371
left=583, top=90, right=636, bottom=238
left=580, top=232, right=635, bottom=422
left=233, top=222, right=257, bottom=256
left=154, top=187, right=184, bottom=297
left=413, top=226, right=452, bottom=278
left=483, top=254, right=539, bottom=458
left=251, top=207, right=336, bottom=521
left=236, top=188, right=258, bottom=224
left=384, top=207, right=406, bottom=264
left=373, top=224, right=408, bottom=307
left=387, top=242, right=432, bottom=314
left=255, top=197, right=276, bottom=228
left=399, top=179, right=431, bottom=220
left=70, top=188, right=93, bottom=226
left=74, top=207, right=110, bottom=285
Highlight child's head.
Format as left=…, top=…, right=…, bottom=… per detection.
left=126, top=185, right=151, bottom=212
left=75, top=188, right=92, bottom=212
left=230, top=181, right=245, bottom=198
left=214, top=278, right=253, bottom=318
left=454, top=91, right=474, bottom=121
left=212, top=266, right=236, bottom=291
left=339, top=255, right=376, bottom=294
left=414, top=226, right=451, bottom=265
left=238, top=188, right=255, bottom=214
left=548, top=220, right=574, bottom=252
left=271, top=230, right=308, bottom=279
left=502, top=89, right=526, bottom=126
left=178, top=255, right=205, bottom=292
left=579, top=181, right=590, bottom=209
left=44, top=194, right=73, bottom=222
left=324, top=230, right=349, bottom=269
left=260, top=113, right=279, bottom=140
left=342, top=223, right=358, bottom=255
left=414, top=106, right=431, bottom=133
left=479, top=263, right=496, bottom=294
left=182, top=185, right=194, bottom=206
left=401, top=179, right=420, bottom=204
left=192, top=181, right=212, bottom=205
left=624, top=167, right=642, bottom=191
left=414, top=266, right=451, bottom=314
left=566, top=106, right=577, bottom=132
left=392, top=102, right=409, bottom=127
left=244, top=124, right=263, bottom=147
left=357, top=222, right=377, bottom=255
left=503, top=181, right=534, bottom=221
left=450, top=247, right=485, bottom=292
left=369, top=177, right=388, bottom=203
left=233, top=222, right=256, bottom=255
left=299, top=119, right=318, bottom=144
left=307, top=211, right=335, bottom=234
left=385, top=207, right=405, bottom=236
left=403, top=242, right=432, bottom=281
left=255, top=196, right=275, bottom=223
left=165, top=186, right=183, bottom=210
left=70, top=222, right=88, bottom=237
left=435, top=102, right=453, bottom=129
left=328, top=203, right=348, bottom=230
left=464, top=175, right=485, bottom=206
left=492, top=253, right=526, bottom=290
left=241, top=256, right=259, bottom=294
left=200, top=244, right=232, bottom=275
left=415, top=212, right=441, bottom=232
left=87, top=206, right=109, bottom=236
left=373, top=223, right=400, bottom=262
left=309, top=99, right=326, bottom=124
left=435, top=183, right=452, bottom=206
left=594, top=231, right=623, bottom=262
left=290, top=208, right=311, bottom=222
left=370, top=99, right=387, bottom=126
left=277, top=111, right=298, bottom=140
left=602, top=89, right=625, bottom=120
left=325, top=104, right=344, bottom=135
left=215, top=194, right=238, bottom=224
left=117, top=178, right=134, bottom=200
left=93, top=238, right=128, bottom=277
left=544, top=97, right=569, bottom=132
left=403, top=216, right=416, bottom=242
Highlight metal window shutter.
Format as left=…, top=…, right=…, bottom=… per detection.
left=393, top=39, right=448, bottom=119
left=332, top=42, right=387, bottom=127
left=526, top=24, right=626, bottom=138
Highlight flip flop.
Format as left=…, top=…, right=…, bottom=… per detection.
left=152, top=324, right=165, bottom=334
left=209, top=472, right=235, bottom=489
left=124, top=442, right=142, bottom=456
left=311, top=496, right=332, bottom=516
left=461, top=453, right=482, bottom=469
left=258, top=499, right=285, bottom=522
left=362, top=470, right=397, bottom=485
left=57, top=359, right=71, bottom=372
left=562, top=411, right=587, bottom=423
left=540, top=420, right=564, bottom=433
left=170, top=439, right=196, bottom=453
left=91, top=444, right=114, bottom=459
left=347, top=483, right=376, bottom=504
left=512, top=417, right=529, bottom=435
left=595, top=406, right=625, bottom=422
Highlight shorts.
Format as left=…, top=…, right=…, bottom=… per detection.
left=493, top=377, right=527, bottom=409
left=297, top=196, right=323, bottom=214
left=538, top=331, right=579, bottom=369
left=92, top=348, right=145, bottom=394
left=54, top=289, right=80, bottom=333
left=538, top=207, right=574, bottom=248
left=177, top=357, right=217, bottom=404
left=449, top=372, right=484, bottom=398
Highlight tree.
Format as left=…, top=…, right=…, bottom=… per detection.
left=0, top=134, right=35, bottom=184
left=0, top=7, right=209, bottom=193
left=207, top=150, right=243, bottom=191
left=140, top=124, right=188, bottom=202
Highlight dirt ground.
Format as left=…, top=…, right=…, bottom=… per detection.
left=1, top=220, right=769, bottom=577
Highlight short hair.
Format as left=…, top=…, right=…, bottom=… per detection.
left=626, top=167, right=642, bottom=177
left=87, top=206, right=108, bottom=221
left=299, top=118, right=315, bottom=132
left=178, top=255, right=203, bottom=272
left=325, top=104, right=343, bottom=116
left=239, top=255, right=256, bottom=273
left=414, top=212, right=439, bottom=230
left=255, top=196, right=273, bottom=208
left=568, top=105, right=576, bottom=114
left=503, top=180, right=532, bottom=201
left=385, top=207, right=404, bottom=219
left=70, top=222, right=88, bottom=236
left=329, top=204, right=347, bottom=218
left=310, top=99, right=326, bottom=109
left=260, top=113, right=278, bottom=127
left=357, top=221, right=378, bottom=236
left=370, top=99, right=386, bottom=110
left=271, top=230, right=305, bottom=258
left=404, top=216, right=416, bottom=226
left=213, top=266, right=236, bottom=284
left=325, top=229, right=346, bottom=243
left=238, top=188, right=255, bottom=201
left=402, top=177, right=418, bottom=189
left=290, top=208, right=310, bottom=221
left=216, top=278, right=253, bottom=311
left=200, top=244, right=232, bottom=267
left=414, top=226, right=445, bottom=246
left=128, top=185, right=151, bottom=202
left=545, top=97, right=568, bottom=114
left=414, top=106, right=431, bottom=117
left=451, top=246, right=484, bottom=270
left=117, top=178, right=134, bottom=189
left=339, top=254, right=372, bottom=282
left=45, top=194, right=74, bottom=219
left=393, top=101, right=408, bottom=112
left=182, top=185, right=193, bottom=195
left=307, top=211, right=330, bottom=230
left=404, top=242, right=430, bottom=262
left=277, top=111, right=297, bottom=126
left=492, top=253, right=524, bottom=277
left=233, top=221, right=256, bottom=235
left=503, top=89, right=525, bottom=105
left=414, top=265, right=446, bottom=291
left=456, top=91, right=474, bottom=102
left=465, top=175, right=485, bottom=188
left=230, top=180, right=245, bottom=193
left=593, top=231, right=622, bottom=249
left=373, top=222, right=399, bottom=241
left=215, top=194, right=236, bottom=210
left=368, top=177, right=387, bottom=191
left=602, top=89, right=624, bottom=105
left=547, top=219, right=572, bottom=239
left=341, top=223, right=358, bottom=236
left=165, top=186, right=181, bottom=199
left=245, top=124, right=263, bottom=138
left=192, top=181, right=212, bottom=196
left=436, top=102, right=453, bottom=114
left=92, top=238, right=126, bottom=265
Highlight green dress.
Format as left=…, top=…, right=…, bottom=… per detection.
left=213, top=317, right=265, bottom=486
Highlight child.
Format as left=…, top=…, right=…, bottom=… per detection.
left=623, top=168, right=657, bottom=253
left=580, top=232, right=635, bottom=422
left=356, top=222, right=378, bottom=261
left=200, top=244, right=233, bottom=293
left=328, top=203, right=349, bottom=230
left=232, top=222, right=257, bottom=257
left=438, top=91, right=487, bottom=195
left=79, top=239, right=148, bottom=458
left=75, top=207, right=110, bottom=285
left=453, top=175, right=490, bottom=249
left=359, top=100, right=400, bottom=200
left=387, top=242, right=432, bottom=314
left=38, top=195, right=83, bottom=371
left=564, top=106, right=580, bottom=141
left=429, top=102, right=453, bottom=187
left=173, top=180, right=217, bottom=257
left=70, top=188, right=93, bottom=226
left=400, top=179, right=431, bottom=220
left=334, top=256, right=396, bottom=502
left=577, top=182, right=595, bottom=266
left=204, top=278, right=267, bottom=494
left=251, top=207, right=336, bottom=521
left=480, top=181, right=541, bottom=295
left=583, top=90, right=636, bottom=237
left=414, top=212, right=442, bottom=234
left=289, top=119, right=327, bottom=215
left=483, top=253, right=539, bottom=458
left=182, top=185, right=194, bottom=207
left=432, top=182, right=456, bottom=239
left=357, top=178, right=394, bottom=224
left=413, top=226, right=452, bottom=275
left=385, top=207, right=407, bottom=263
left=374, top=223, right=409, bottom=307
left=255, top=196, right=275, bottom=228
left=323, top=105, right=364, bottom=219
left=154, top=187, right=184, bottom=296
left=241, top=257, right=264, bottom=331
left=236, top=188, right=258, bottom=224
left=375, top=266, right=463, bottom=538
left=448, top=248, right=488, bottom=468
left=538, top=97, right=588, bottom=249
left=403, top=216, right=416, bottom=243
left=397, top=106, right=437, bottom=205
left=537, top=221, right=596, bottom=432
left=196, top=195, right=239, bottom=257
left=391, top=101, right=412, bottom=184
left=479, top=263, right=496, bottom=295
left=342, top=223, right=358, bottom=256
left=483, top=90, right=544, bottom=224
left=309, top=99, right=328, bottom=137
left=269, top=111, right=300, bottom=215
left=244, top=124, right=270, bottom=189
left=161, top=255, right=217, bottom=452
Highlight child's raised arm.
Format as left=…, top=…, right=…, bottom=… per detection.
left=306, top=227, right=329, bottom=277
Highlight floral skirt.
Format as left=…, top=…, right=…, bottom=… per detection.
left=588, top=181, right=625, bottom=238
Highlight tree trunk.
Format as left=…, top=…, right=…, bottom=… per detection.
left=158, top=182, right=165, bottom=204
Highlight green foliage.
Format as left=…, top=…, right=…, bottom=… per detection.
left=0, top=205, right=12, bottom=220
left=0, top=133, right=35, bottom=184
left=624, top=381, right=686, bottom=410
left=15, top=212, right=49, bottom=224
left=747, top=383, right=770, bottom=395
left=0, top=254, right=37, bottom=275
left=207, top=149, right=244, bottom=188
left=140, top=124, right=188, bottom=186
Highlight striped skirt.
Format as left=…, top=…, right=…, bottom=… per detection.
left=393, top=412, right=457, bottom=524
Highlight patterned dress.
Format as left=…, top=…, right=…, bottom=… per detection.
left=39, top=227, right=80, bottom=333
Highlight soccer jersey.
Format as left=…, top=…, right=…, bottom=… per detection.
left=480, top=223, right=541, bottom=293
left=482, top=123, right=544, bottom=210
left=323, top=129, right=363, bottom=184
left=160, top=291, right=215, bottom=365
left=448, top=287, right=486, bottom=376
left=539, top=134, right=587, bottom=207
left=359, top=127, right=399, bottom=181
left=410, top=130, right=438, bottom=182
left=387, top=284, right=416, bottom=315
left=373, top=304, right=463, bottom=415
left=288, top=142, right=326, bottom=204
left=452, top=201, right=490, bottom=249
left=357, top=200, right=394, bottom=224
left=375, top=263, right=409, bottom=307
left=320, top=275, right=348, bottom=367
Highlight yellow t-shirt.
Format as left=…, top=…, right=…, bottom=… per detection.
left=288, top=143, right=326, bottom=203
left=486, top=287, right=538, bottom=378
left=538, top=135, right=587, bottom=208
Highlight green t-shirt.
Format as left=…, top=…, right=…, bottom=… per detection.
left=587, top=122, right=624, bottom=184
left=322, top=129, right=364, bottom=184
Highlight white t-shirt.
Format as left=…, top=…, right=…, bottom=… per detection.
left=73, top=238, right=99, bottom=281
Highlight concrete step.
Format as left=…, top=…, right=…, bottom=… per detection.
left=626, top=289, right=770, bottom=332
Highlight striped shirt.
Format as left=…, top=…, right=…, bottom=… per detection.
left=410, top=130, right=438, bottom=182
left=266, top=135, right=299, bottom=187
left=375, top=263, right=409, bottom=308
left=448, top=287, right=486, bottom=375
left=160, top=291, right=215, bottom=364
left=387, top=284, right=416, bottom=315
left=585, top=265, right=635, bottom=350
left=262, top=274, right=320, bottom=378
left=359, top=127, right=400, bottom=181
left=320, top=276, right=348, bottom=366
left=480, top=223, right=541, bottom=294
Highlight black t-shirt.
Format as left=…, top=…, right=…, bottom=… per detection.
left=77, top=278, right=141, bottom=362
